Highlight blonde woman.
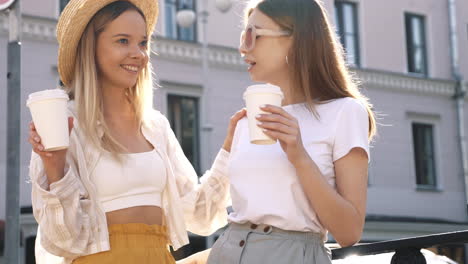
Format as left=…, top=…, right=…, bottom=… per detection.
left=180, top=0, right=376, bottom=263
left=27, top=0, right=244, bottom=263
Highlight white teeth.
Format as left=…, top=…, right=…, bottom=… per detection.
left=122, top=65, right=138, bottom=72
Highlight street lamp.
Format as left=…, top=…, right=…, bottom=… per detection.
left=176, top=0, right=233, bottom=174
left=175, top=9, right=196, bottom=28
left=215, top=0, right=233, bottom=13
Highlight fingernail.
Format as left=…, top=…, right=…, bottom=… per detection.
left=257, top=122, right=262, bottom=125
left=35, top=137, right=40, bottom=142
left=260, top=104, right=267, bottom=108
left=255, top=114, right=261, bottom=119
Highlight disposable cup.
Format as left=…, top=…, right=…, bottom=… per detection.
left=26, top=89, right=70, bottom=151
left=243, top=84, right=284, bottom=145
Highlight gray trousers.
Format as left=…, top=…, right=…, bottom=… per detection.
left=207, top=222, right=332, bottom=264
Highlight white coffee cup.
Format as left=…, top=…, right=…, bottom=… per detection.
left=27, top=89, right=70, bottom=151
left=243, top=84, right=284, bottom=145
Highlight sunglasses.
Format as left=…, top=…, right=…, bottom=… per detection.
left=240, top=24, right=291, bottom=52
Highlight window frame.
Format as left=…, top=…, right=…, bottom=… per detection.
left=334, top=0, right=361, bottom=67
left=411, top=122, right=438, bottom=189
left=167, top=93, right=201, bottom=174
left=406, top=111, right=444, bottom=192
left=405, top=13, right=429, bottom=76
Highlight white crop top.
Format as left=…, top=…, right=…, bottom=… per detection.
left=91, top=149, right=167, bottom=213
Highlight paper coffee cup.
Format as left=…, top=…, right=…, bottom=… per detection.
left=243, top=84, right=284, bottom=145
left=26, top=89, right=70, bottom=151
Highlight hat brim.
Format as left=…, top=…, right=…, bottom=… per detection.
left=57, top=0, right=158, bottom=87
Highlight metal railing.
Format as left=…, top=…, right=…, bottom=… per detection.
left=331, top=230, right=468, bottom=263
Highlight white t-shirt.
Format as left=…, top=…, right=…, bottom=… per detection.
left=227, top=97, right=370, bottom=238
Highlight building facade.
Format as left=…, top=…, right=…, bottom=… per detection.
left=1, top=0, right=468, bottom=262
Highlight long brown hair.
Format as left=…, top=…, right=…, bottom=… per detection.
left=245, top=0, right=376, bottom=140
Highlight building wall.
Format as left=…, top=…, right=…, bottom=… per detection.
left=14, top=0, right=468, bottom=77
left=1, top=0, right=468, bottom=241
left=366, top=85, right=467, bottom=221
left=21, top=0, right=59, bottom=19
left=353, top=0, right=452, bottom=78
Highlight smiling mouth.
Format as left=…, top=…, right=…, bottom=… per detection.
left=121, top=65, right=139, bottom=73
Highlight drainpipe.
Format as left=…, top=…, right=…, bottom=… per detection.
left=447, top=0, right=468, bottom=215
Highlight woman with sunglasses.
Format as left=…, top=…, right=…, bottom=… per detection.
left=179, top=0, right=376, bottom=263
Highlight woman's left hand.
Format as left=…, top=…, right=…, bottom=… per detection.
left=256, top=104, right=310, bottom=166
left=222, top=108, right=247, bottom=152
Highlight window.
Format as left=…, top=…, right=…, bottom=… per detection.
left=334, top=1, right=360, bottom=66
left=59, top=0, right=70, bottom=13
left=167, top=95, right=200, bottom=173
left=165, top=0, right=197, bottom=42
left=405, top=14, right=428, bottom=75
left=412, top=123, right=437, bottom=188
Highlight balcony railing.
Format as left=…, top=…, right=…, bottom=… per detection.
left=331, top=230, right=468, bottom=263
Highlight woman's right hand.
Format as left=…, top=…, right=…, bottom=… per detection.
left=28, top=117, right=74, bottom=185
left=222, top=108, right=247, bottom=153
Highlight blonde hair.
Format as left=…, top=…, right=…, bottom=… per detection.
left=64, top=1, right=154, bottom=157
left=245, top=0, right=376, bottom=140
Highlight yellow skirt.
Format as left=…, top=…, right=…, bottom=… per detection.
left=73, top=223, right=176, bottom=264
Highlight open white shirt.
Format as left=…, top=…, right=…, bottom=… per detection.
left=30, top=102, right=230, bottom=263
left=227, top=97, right=370, bottom=240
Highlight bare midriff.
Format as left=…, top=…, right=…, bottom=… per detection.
left=105, top=206, right=163, bottom=226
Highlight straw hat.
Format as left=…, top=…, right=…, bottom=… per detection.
left=56, top=0, right=158, bottom=87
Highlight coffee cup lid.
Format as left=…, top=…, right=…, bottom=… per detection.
left=27, top=89, right=69, bottom=107
left=243, top=84, right=284, bottom=100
